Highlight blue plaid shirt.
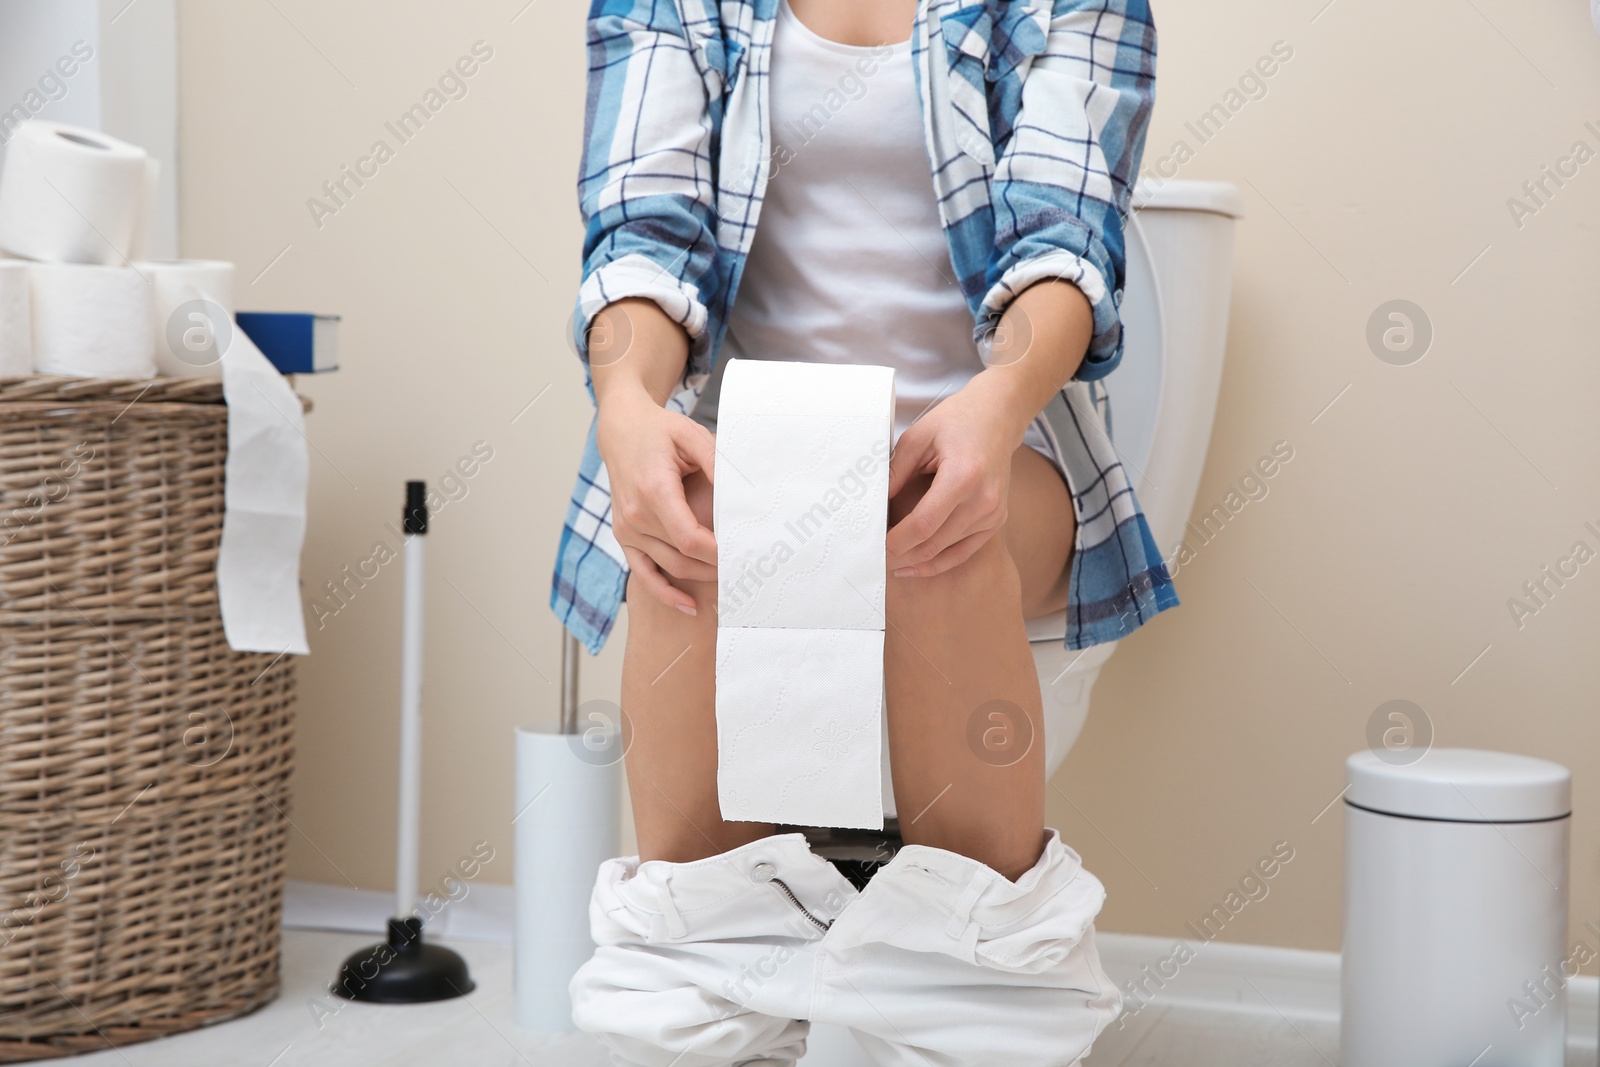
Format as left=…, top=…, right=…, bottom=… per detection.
left=554, top=0, right=1175, bottom=654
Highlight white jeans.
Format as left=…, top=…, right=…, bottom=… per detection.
left=570, top=828, right=1120, bottom=1066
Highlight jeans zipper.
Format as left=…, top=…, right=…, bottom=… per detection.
left=750, top=861, right=832, bottom=933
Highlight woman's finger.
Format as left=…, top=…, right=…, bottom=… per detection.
left=896, top=526, right=998, bottom=578
left=675, top=417, right=717, bottom=486
left=886, top=467, right=967, bottom=565
left=650, top=478, right=717, bottom=566
left=622, top=545, right=700, bottom=615
left=891, top=496, right=987, bottom=572
left=650, top=421, right=717, bottom=564
left=886, top=421, right=934, bottom=501
left=633, top=532, right=718, bottom=583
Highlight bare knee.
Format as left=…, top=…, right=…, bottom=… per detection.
left=626, top=571, right=717, bottom=640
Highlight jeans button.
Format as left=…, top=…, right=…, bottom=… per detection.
left=750, top=862, right=776, bottom=883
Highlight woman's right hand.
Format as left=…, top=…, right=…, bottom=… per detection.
left=597, top=396, right=717, bottom=614
left=590, top=298, right=717, bottom=616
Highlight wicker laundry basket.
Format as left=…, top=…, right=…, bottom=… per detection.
left=0, top=376, right=301, bottom=1060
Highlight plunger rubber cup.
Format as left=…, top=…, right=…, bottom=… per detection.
left=332, top=917, right=475, bottom=1003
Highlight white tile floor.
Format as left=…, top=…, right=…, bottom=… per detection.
left=46, top=930, right=1598, bottom=1067
left=54, top=931, right=608, bottom=1067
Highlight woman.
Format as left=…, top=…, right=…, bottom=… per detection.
left=554, top=0, right=1168, bottom=1063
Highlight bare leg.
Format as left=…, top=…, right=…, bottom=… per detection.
left=620, top=470, right=775, bottom=863
left=884, top=446, right=1075, bottom=882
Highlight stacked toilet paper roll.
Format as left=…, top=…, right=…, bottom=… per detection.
left=0, top=120, right=162, bottom=378
left=0, top=263, right=29, bottom=376
left=30, top=264, right=156, bottom=377
left=137, top=260, right=235, bottom=378
left=0, top=122, right=153, bottom=265
left=130, top=156, right=161, bottom=263
left=713, top=359, right=895, bottom=830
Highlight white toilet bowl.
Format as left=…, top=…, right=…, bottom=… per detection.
left=872, top=178, right=1244, bottom=814
left=1026, top=178, right=1244, bottom=783
left=805, top=178, right=1243, bottom=1066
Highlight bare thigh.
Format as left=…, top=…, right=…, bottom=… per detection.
left=619, top=470, right=774, bottom=863
left=882, top=445, right=1077, bottom=881
left=1005, top=445, right=1077, bottom=618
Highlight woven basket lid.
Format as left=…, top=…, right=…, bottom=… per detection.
left=1346, top=748, right=1570, bottom=823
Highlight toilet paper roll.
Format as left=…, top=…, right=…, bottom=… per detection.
left=127, top=156, right=162, bottom=263
left=0, top=122, right=150, bottom=265
left=713, top=359, right=894, bottom=829
left=514, top=726, right=621, bottom=1032
left=29, top=263, right=155, bottom=377
left=0, top=262, right=30, bottom=376
left=714, top=360, right=895, bottom=628
left=137, top=260, right=234, bottom=377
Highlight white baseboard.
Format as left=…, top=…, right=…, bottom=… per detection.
left=283, top=878, right=516, bottom=944
left=1095, top=930, right=1598, bottom=1049
left=281, top=881, right=1599, bottom=1047
left=1096, top=931, right=1341, bottom=1022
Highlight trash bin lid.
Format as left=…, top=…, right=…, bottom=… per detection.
left=1345, top=748, right=1571, bottom=822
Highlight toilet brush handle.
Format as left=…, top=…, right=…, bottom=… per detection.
left=395, top=481, right=428, bottom=919
left=560, top=633, right=580, bottom=735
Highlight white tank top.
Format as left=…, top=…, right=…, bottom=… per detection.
left=697, top=0, right=1050, bottom=456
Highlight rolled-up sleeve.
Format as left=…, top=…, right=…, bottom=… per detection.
left=574, top=0, right=724, bottom=377
left=980, top=0, right=1156, bottom=382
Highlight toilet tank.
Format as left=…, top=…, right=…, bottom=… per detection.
left=1111, top=179, right=1244, bottom=559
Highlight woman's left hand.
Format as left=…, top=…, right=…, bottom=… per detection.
left=886, top=279, right=1094, bottom=578
left=885, top=376, right=1027, bottom=578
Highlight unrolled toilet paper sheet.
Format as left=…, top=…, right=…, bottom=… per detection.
left=714, top=359, right=894, bottom=830
left=159, top=271, right=309, bottom=655
left=716, top=626, right=887, bottom=828
left=217, top=313, right=311, bottom=656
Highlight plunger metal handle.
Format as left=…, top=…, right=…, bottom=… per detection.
left=395, top=481, right=428, bottom=919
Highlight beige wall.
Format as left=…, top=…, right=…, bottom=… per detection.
left=177, top=0, right=1600, bottom=958
left=177, top=0, right=596, bottom=901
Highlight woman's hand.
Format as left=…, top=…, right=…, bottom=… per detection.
left=885, top=279, right=1094, bottom=578
left=590, top=297, right=716, bottom=616
left=598, top=394, right=717, bottom=615
left=885, top=379, right=1026, bottom=578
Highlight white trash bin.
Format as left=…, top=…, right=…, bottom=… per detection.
left=1341, top=748, right=1570, bottom=1066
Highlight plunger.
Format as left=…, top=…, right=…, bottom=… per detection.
left=332, top=481, right=475, bottom=1003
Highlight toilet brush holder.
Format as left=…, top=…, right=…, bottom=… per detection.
left=513, top=635, right=623, bottom=1031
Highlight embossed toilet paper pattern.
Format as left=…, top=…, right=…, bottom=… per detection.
left=714, top=359, right=894, bottom=830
